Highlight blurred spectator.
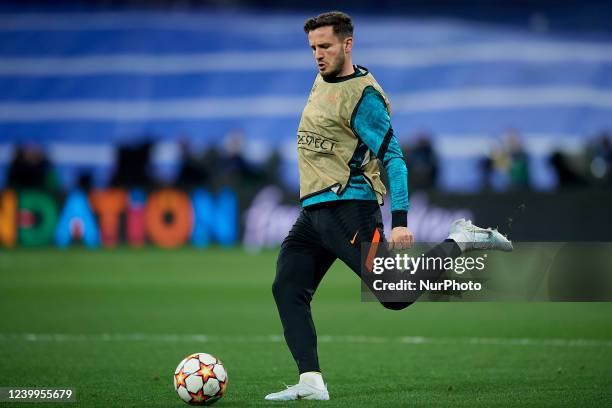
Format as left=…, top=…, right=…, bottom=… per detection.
left=7, top=143, right=59, bottom=191
left=77, top=173, right=93, bottom=192
left=110, top=141, right=153, bottom=188
left=176, top=139, right=208, bottom=189
left=480, top=146, right=510, bottom=191
left=587, top=132, right=612, bottom=184
left=201, top=146, right=221, bottom=188
left=479, top=130, right=531, bottom=191
left=549, top=151, right=585, bottom=188
left=404, top=132, right=438, bottom=190
left=263, top=148, right=282, bottom=187
left=479, top=154, right=494, bottom=191
left=217, top=130, right=255, bottom=187
left=504, top=131, right=530, bottom=190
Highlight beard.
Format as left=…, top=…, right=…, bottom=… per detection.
left=320, top=52, right=345, bottom=79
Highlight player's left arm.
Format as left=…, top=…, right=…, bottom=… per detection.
left=351, top=86, right=413, bottom=248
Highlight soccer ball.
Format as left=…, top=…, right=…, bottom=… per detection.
left=174, top=352, right=228, bottom=405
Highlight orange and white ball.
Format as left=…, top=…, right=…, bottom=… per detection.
left=174, top=353, right=228, bottom=405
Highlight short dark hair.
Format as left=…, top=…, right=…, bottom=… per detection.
left=303, top=11, right=354, bottom=39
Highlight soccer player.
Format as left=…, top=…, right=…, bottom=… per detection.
left=265, top=11, right=512, bottom=401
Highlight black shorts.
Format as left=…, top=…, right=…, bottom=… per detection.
left=275, top=199, right=416, bottom=308
left=279, top=200, right=382, bottom=280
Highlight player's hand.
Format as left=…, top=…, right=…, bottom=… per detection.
left=390, top=226, right=414, bottom=250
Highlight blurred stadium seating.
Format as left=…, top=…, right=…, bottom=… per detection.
left=0, top=1, right=611, bottom=193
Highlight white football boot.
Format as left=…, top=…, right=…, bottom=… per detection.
left=265, top=372, right=329, bottom=401
left=264, top=382, right=329, bottom=401
left=448, top=218, right=513, bottom=252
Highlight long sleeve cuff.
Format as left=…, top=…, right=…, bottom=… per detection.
left=391, top=210, right=408, bottom=228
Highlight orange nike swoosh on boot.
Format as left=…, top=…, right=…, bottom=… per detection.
left=349, top=231, right=359, bottom=244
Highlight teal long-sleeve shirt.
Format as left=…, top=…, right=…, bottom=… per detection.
left=302, top=86, right=409, bottom=228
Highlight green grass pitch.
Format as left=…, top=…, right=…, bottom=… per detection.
left=0, top=248, right=611, bottom=407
